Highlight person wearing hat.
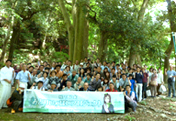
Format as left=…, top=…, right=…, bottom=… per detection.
left=0, top=59, right=15, bottom=109
left=48, top=81, right=58, bottom=92
left=10, top=83, right=26, bottom=114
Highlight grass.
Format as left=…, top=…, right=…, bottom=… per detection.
left=140, top=101, right=147, bottom=106
left=125, top=115, right=136, bottom=121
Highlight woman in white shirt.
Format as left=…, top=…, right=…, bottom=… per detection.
left=157, top=68, right=164, bottom=96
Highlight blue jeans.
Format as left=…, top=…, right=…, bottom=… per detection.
left=168, top=80, right=175, bottom=97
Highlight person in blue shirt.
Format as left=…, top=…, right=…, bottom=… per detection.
left=129, top=74, right=135, bottom=92
left=165, top=66, right=176, bottom=98
left=16, top=64, right=31, bottom=89
left=83, top=73, right=92, bottom=84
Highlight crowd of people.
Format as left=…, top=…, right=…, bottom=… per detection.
left=0, top=57, right=175, bottom=114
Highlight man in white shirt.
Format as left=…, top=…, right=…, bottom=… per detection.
left=16, top=64, right=31, bottom=89
left=0, top=59, right=14, bottom=109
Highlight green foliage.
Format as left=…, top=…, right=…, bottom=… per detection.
left=0, top=0, right=173, bottom=66
left=125, top=115, right=136, bottom=121
left=140, top=101, right=147, bottom=106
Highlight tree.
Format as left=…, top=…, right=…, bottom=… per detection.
left=58, top=0, right=89, bottom=63
left=164, top=0, right=176, bottom=82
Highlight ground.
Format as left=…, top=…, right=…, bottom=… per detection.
left=1, top=94, right=176, bottom=121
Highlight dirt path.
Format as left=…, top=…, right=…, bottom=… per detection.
left=0, top=95, right=176, bottom=121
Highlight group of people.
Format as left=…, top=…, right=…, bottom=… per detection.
left=0, top=57, right=175, bottom=113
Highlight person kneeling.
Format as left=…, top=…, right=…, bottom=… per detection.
left=124, top=85, right=137, bottom=112
left=10, top=83, right=26, bottom=114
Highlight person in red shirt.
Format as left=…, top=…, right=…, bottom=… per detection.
left=105, top=82, right=117, bottom=92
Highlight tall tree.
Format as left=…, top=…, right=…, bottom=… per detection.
left=129, top=0, right=149, bottom=67
left=164, top=0, right=176, bottom=82
left=58, top=0, right=89, bottom=63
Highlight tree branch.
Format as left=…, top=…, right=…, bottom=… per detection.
left=65, top=0, right=72, bottom=6
left=86, top=5, right=98, bottom=24
left=138, top=0, right=149, bottom=21
left=131, top=0, right=136, bottom=7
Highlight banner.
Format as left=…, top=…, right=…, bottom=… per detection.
left=23, top=90, right=124, bottom=113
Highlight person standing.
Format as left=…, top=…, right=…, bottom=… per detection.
left=135, top=67, right=143, bottom=102
left=157, top=68, right=164, bottom=96
left=150, top=69, right=158, bottom=97
left=0, top=60, right=14, bottom=109
left=165, top=66, right=176, bottom=98
left=142, top=68, right=149, bottom=99
left=16, top=64, right=31, bottom=89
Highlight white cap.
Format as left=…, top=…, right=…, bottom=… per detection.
left=80, top=63, right=83, bottom=65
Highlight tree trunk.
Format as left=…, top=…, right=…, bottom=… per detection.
left=8, top=20, right=20, bottom=61
left=82, top=1, right=89, bottom=58
left=73, top=0, right=89, bottom=63
left=129, top=46, right=136, bottom=67
left=164, top=0, right=176, bottom=82
left=58, top=0, right=74, bottom=62
left=0, top=19, right=12, bottom=62
left=98, top=31, right=108, bottom=63
left=129, top=0, right=149, bottom=66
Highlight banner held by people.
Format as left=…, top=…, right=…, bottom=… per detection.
left=23, top=90, right=124, bottom=113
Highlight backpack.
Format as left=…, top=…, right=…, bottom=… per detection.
left=126, top=91, right=138, bottom=102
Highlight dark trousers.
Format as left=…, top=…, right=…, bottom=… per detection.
left=12, top=101, right=23, bottom=111
left=168, top=81, right=175, bottom=97
left=157, top=84, right=162, bottom=95
left=142, top=82, right=147, bottom=98
left=125, top=97, right=137, bottom=111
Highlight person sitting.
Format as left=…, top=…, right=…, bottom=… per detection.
left=36, top=72, right=49, bottom=90
left=101, top=78, right=110, bottom=91
left=48, top=81, right=58, bottom=92
left=64, top=66, right=72, bottom=76
left=83, top=73, right=92, bottom=84
left=62, top=81, right=75, bottom=91
left=119, top=74, right=131, bottom=92
left=48, top=70, right=60, bottom=90
left=124, top=85, right=137, bottom=112
left=30, top=81, right=45, bottom=91
left=79, top=82, right=89, bottom=91
left=97, top=86, right=104, bottom=92
left=60, top=74, right=68, bottom=91
left=110, top=75, right=120, bottom=91
left=88, top=73, right=101, bottom=91
left=106, top=82, right=117, bottom=92
left=68, top=70, right=79, bottom=87
left=74, top=77, right=84, bottom=91
left=10, top=83, right=26, bottom=114
left=79, top=68, right=86, bottom=80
